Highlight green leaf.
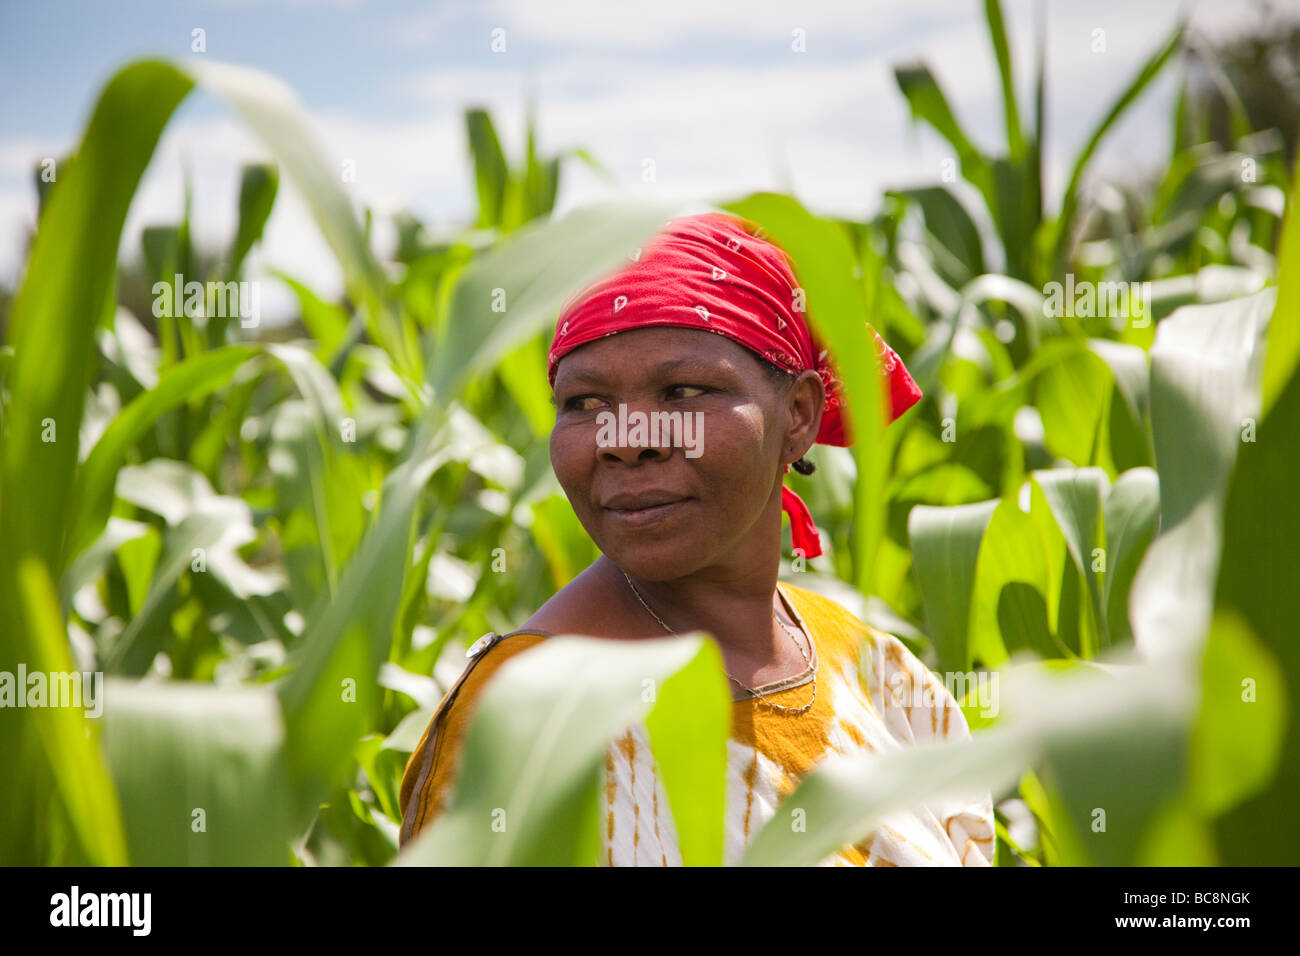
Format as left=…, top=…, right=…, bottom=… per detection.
left=1101, top=468, right=1160, bottom=647
left=888, top=187, right=985, bottom=282
left=1033, top=468, right=1109, bottom=656
left=396, top=633, right=729, bottom=866
left=1052, top=24, right=1185, bottom=269
left=102, top=679, right=293, bottom=864
left=116, top=525, right=163, bottom=619
left=1087, top=339, right=1149, bottom=425
left=1035, top=345, right=1110, bottom=466
left=529, top=490, right=601, bottom=590
left=225, top=162, right=279, bottom=280
left=5, top=558, right=128, bottom=865
left=984, top=0, right=1025, bottom=159
left=908, top=499, right=999, bottom=672
left=432, top=199, right=681, bottom=400
left=1188, top=610, right=1287, bottom=817
left=276, top=422, right=447, bottom=825
left=743, top=723, right=1029, bottom=867
left=743, top=649, right=1194, bottom=866
left=184, top=59, right=404, bottom=376
left=893, top=62, right=987, bottom=178
left=69, top=344, right=258, bottom=557
left=971, top=499, right=1067, bottom=664
left=722, top=194, right=887, bottom=594
left=105, top=472, right=260, bottom=674
left=644, top=637, right=731, bottom=866
left=0, top=60, right=195, bottom=863
left=60, top=517, right=152, bottom=610
left=2, top=61, right=194, bottom=580
left=271, top=269, right=350, bottom=362
left=467, top=109, right=509, bottom=230
left=1212, top=281, right=1300, bottom=863
left=497, top=334, right=557, bottom=438
left=1260, top=156, right=1300, bottom=418
left=1130, top=289, right=1274, bottom=658
left=1040, top=688, right=1188, bottom=866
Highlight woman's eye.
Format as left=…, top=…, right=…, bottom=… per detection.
left=565, top=395, right=604, bottom=411
left=667, top=384, right=708, bottom=399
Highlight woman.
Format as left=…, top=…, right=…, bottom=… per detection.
left=400, top=211, right=995, bottom=866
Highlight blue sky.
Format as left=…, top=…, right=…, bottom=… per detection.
left=0, top=0, right=1277, bottom=314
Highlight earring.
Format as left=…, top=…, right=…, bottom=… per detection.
left=791, top=457, right=816, bottom=475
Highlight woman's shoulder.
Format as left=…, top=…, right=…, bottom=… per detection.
left=511, top=561, right=615, bottom=637
left=422, top=628, right=551, bottom=731
left=398, top=629, right=549, bottom=845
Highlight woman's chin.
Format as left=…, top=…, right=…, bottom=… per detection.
left=596, top=535, right=708, bottom=582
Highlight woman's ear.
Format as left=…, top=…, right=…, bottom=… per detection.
left=783, top=369, right=825, bottom=466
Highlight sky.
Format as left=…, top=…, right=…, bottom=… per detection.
left=0, top=0, right=1288, bottom=319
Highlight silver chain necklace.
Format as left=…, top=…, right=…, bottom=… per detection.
left=620, top=569, right=816, bottom=715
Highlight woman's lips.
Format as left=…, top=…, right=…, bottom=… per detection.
left=604, top=498, right=692, bottom=529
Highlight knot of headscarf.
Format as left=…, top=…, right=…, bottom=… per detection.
left=546, top=210, right=922, bottom=559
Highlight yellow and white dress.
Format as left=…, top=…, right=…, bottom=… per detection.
left=400, top=581, right=996, bottom=866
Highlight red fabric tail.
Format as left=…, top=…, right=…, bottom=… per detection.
left=781, top=483, right=823, bottom=559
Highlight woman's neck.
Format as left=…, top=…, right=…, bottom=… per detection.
left=598, top=549, right=808, bottom=687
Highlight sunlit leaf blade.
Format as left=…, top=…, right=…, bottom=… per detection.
left=5, top=559, right=128, bottom=865
left=1, top=60, right=193, bottom=579
left=909, top=500, right=998, bottom=672
left=225, top=162, right=279, bottom=280
left=893, top=63, right=987, bottom=178
left=644, top=639, right=730, bottom=866
left=69, top=344, right=258, bottom=558
left=1034, top=346, right=1110, bottom=466
left=1101, top=467, right=1160, bottom=647
left=396, top=634, right=727, bottom=866
left=184, top=59, right=405, bottom=375
left=1051, top=24, right=1185, bottom=269
left=0, top=60, right=194, bottom=865
left=742, top=649, right=1194, bottom=866
left=1260, top=157, right=1300, bottom=418
left=888, top=187, right=985, bottom=281
left=1130, top=289, right=1274, bottom=659
left=1033, top=468, right=1108, bottom=654
left=1211, top=223, right=1300, bottom=861
left=722, top=194, right=887, bottom=592
left=984, top=0, right=1025, bottom=159
left=971, top=499, right=1064, bottom=664
left=467, top=109, right=509, bottom=230
left=278, top=430, right=446, bottom=825
left=102, top=679, right=293, bottom=865
left=431, top=199, right=681, bottom=400
left=1188, top=610, right=1287, bottom=818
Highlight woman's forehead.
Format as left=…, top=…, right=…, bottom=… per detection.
left=552, top=325, right=758, bottom=384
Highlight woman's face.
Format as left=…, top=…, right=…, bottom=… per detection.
left=549, top=326, right=824, bottom=581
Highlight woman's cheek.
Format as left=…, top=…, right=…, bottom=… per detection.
left=549, top=425, right=590, bottom=499
left=703, top=406, right=772, bottom=474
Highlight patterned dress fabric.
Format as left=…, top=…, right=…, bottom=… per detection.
left=400, top=582, right=996, bottom=867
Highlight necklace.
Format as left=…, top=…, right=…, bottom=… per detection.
left=620, top=569, right=816, bottom=715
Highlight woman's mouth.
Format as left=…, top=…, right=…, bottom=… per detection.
left=603, top=497, right=693, bottom=529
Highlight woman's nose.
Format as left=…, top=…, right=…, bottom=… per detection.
left=595, top=403, right=675, bottom=464
left=600, top=443, right=672, bottom=465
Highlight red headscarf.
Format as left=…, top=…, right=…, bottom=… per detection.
left=547, top=211, right=921, bottom=558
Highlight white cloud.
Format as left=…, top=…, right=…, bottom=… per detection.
left=0, top=0, right=1277, bottom=300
